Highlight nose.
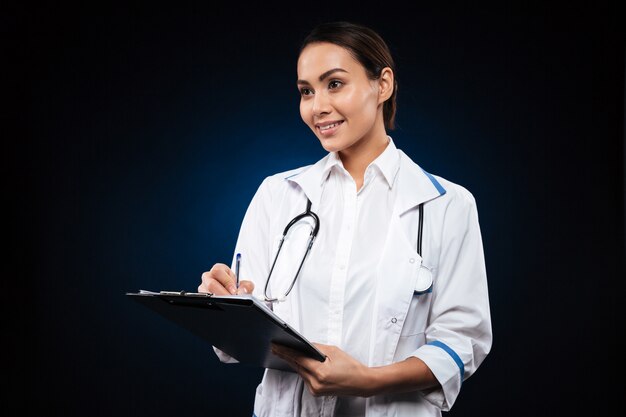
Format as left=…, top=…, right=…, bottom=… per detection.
left=312, top=91, right=331, bottom=116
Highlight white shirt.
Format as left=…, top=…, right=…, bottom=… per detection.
left=214, top=137, right=492, bottom=417
left=294, top=138, right=399, bottom=415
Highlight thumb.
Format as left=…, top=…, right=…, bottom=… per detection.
left=236, top=280, right=255, bottom=295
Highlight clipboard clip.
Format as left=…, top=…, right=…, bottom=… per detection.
left=158, top=290, right=214, bottom=297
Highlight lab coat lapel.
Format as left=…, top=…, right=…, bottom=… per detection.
left=395, top=150, right=447, bottom=214
left=369, top=151, right=447, bottom=366
left=275, top=155, right=330, bottom=329
left=284, top=154, right=331, bottom=209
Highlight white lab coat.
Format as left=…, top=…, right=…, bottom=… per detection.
left=216, top=148, right=492, bottom=417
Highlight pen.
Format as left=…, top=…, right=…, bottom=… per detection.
left=235, top=253, right=241, bottom=290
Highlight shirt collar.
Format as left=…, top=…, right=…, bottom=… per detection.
left=319, top=136, right=400, bottom=188
left=370, top=136, right=400, bottom=188
left=286, top=137, right=446, bottom=211
left=319, top=151, right=342, bottom=185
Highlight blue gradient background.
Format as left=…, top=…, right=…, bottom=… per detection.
left=17, top=3, right=624, bottom=417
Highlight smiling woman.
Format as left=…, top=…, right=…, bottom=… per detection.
left=198, top=21, right=492, bottom=417
left=296, top=42, right=393, bottom=190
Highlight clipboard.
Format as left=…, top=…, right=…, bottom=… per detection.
left=126, top=290, right=326, bottom=372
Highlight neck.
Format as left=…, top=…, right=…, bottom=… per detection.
left=339, top=130, right=389, bottom=188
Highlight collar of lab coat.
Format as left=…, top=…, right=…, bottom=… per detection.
left=286, top=146, right=447, bottom=214
left=395, top=150, right=447, bottom=214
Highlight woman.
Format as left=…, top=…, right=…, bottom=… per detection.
left=198, top=21, right=492, bottom=417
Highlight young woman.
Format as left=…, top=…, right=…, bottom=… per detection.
left=198, top=21, right=492, bottom=417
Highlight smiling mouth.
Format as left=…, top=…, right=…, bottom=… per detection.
left=319, top=121, right=343, bottom=131
left=316, top=120, right=344, bottom=135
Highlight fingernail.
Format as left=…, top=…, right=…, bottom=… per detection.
left=228, top=285, right=237, bottom=295
left=241, top=287, right=248, bottom=294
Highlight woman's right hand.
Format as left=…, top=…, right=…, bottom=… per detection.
left=198, top=263, right=255, bottom=296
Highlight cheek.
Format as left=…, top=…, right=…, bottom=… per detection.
left=341, top=88, right=378, bottom=118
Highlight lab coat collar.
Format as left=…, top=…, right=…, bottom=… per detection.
left=285, top=145, right=446, bottom=212
left=284, top=155, right=329, bottom=208
left=396, top=150, right=447, bottom=214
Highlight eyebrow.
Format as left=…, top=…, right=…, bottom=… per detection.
left=297, top=68, right=348, bottom=85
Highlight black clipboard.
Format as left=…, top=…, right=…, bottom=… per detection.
left=127, top=290, right=325, bottom=372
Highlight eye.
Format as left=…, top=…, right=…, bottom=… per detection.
left=299, top=87, right=313, bottom=96
left=328, top=80, right=343, bottom=90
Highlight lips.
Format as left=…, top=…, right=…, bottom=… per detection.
left=315, top=120, right=344, bottom=136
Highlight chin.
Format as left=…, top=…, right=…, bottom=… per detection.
left=318, top=137, right=344, bottom=153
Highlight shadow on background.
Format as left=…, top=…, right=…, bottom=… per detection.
left=13, top=2, right=624, bottom=416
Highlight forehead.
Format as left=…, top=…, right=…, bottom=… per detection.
left=297, top=42, right=364, bottom=80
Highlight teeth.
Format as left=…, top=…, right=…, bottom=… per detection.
left=320, top=122, right=340, bottom=131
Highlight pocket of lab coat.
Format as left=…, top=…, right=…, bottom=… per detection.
left=399, top=291, right=430, bottom=338
left=394, top=331, right=426, bottom=362
left=398, top=262, right=433, bottom=339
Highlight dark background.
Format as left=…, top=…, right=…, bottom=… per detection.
left=13, top=2, right=624, bottom=416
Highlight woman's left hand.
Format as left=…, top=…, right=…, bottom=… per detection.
left=271, top=342, right=372, bottom=397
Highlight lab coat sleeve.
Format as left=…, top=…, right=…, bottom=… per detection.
left=212, top=176, right=274, bottom=363
left=411, top=188, right=492, bottom=410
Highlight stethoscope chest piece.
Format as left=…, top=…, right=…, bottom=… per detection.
left=414, top=264, right=433, bottom=294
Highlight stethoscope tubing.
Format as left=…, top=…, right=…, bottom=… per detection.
left=264, top=198, right=425, bottom=302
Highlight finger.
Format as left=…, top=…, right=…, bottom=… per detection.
left=198, top=273, right=224, bottom=294
left=299, top=354, right=328, bottom=369
left=200, top=270, right=230, bottom=296
left=271, top=344, right=298, bottom=364
left=271, top=344, right=320, bottom=371
left=210, top=264, right=237, bottom=295
left=271, top=343, right=302, bottom=360
left=272, top=345, right=314, bottom=377
left=236, top=280, right=255, bottom=295
left=205, top=279, right=231, bottom=296
left=312, top=342, right=332, bottom=352
left=272, top=348, right=299, bottom=370
left=272, top=342, right=321, bottom=360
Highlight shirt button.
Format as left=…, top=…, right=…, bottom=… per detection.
left=339, top=264, right=345, bottom=270
left=391, top=317, right=398, bottom=324
left=409, top=258, right=415, bottom=263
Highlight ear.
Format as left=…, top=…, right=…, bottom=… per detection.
left=378, top=67, right=394, bottom=104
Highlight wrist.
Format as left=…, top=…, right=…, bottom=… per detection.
left=359, top=365, right=382, bottom=397
left=357, top=357, right=438, bottom=397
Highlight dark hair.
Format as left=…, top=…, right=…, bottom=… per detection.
left=300, top=21, right=398, bottom=130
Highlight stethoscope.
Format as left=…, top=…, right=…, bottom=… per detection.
left=263, top=198, right=429, bottom=303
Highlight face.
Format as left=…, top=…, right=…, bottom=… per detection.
left=297, top=42, right=387, bottom=154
